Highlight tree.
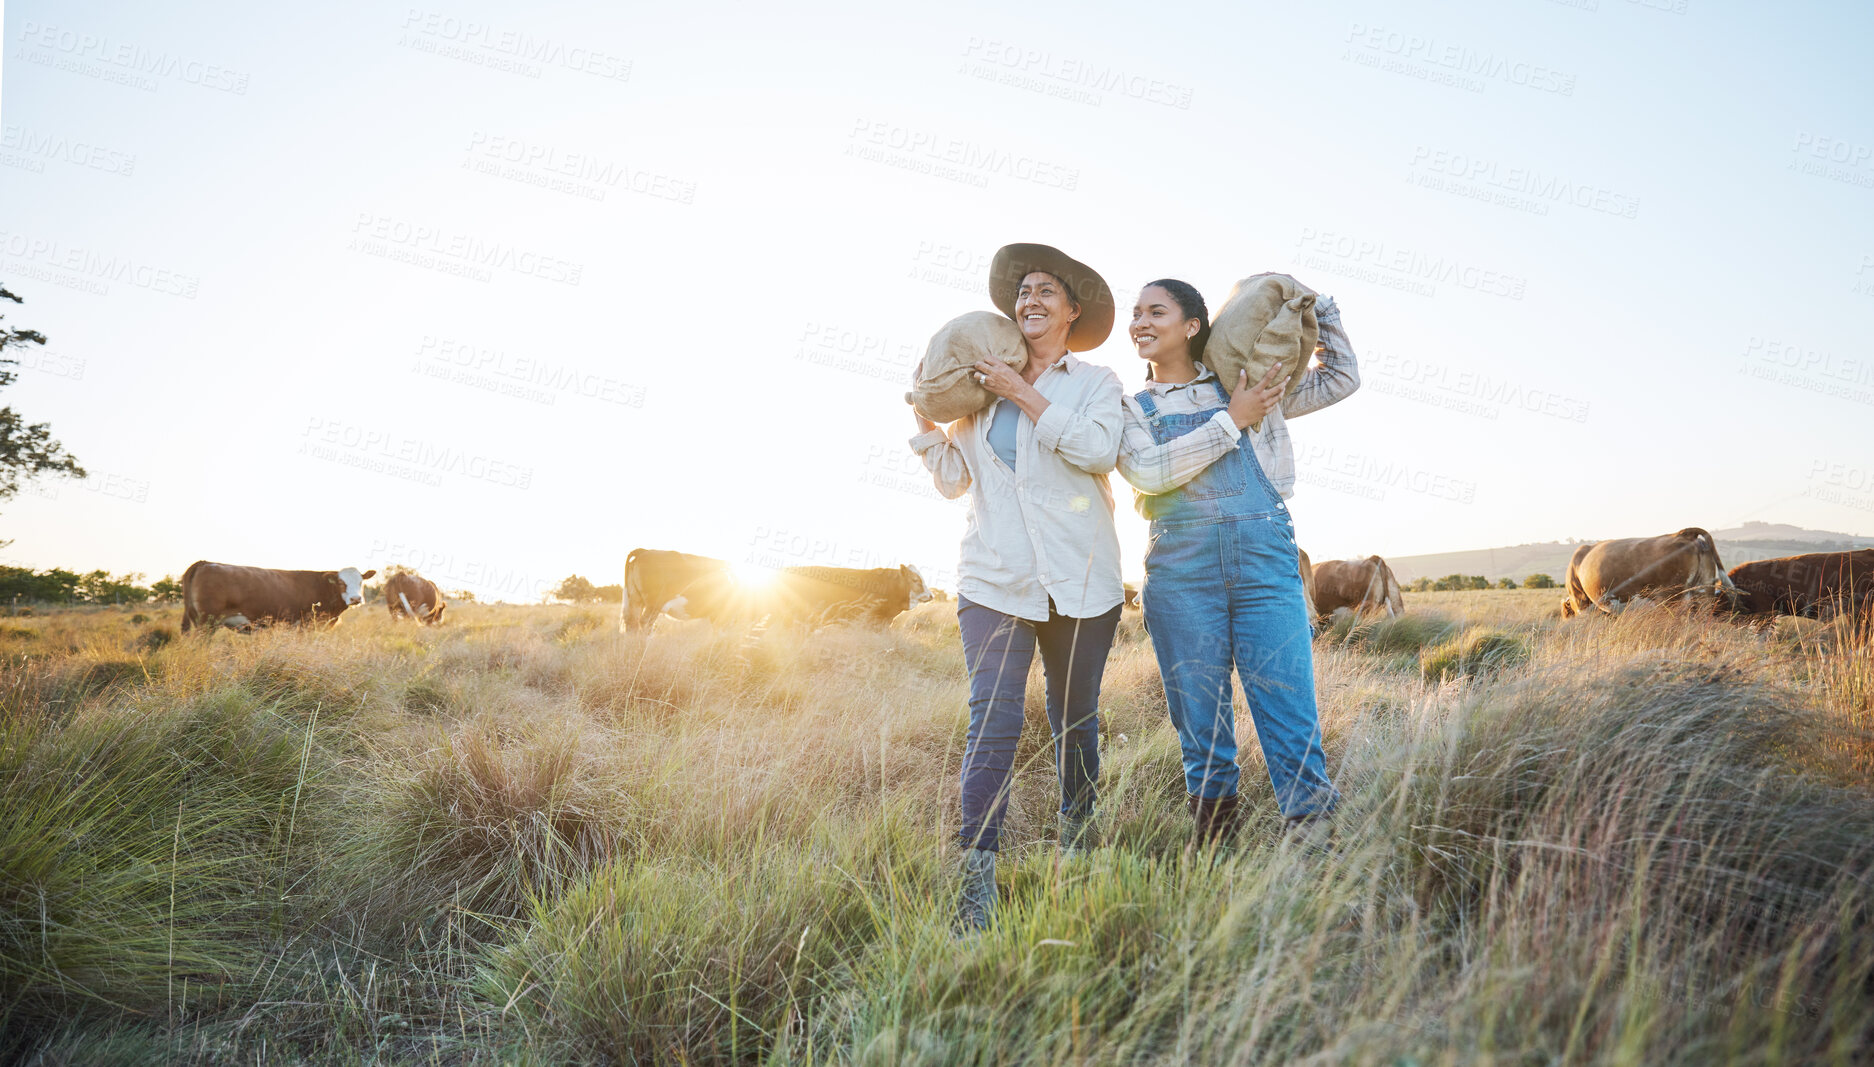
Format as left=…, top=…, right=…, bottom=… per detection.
left=552, top=574, right=600, bottom=603
left=77, top=569, right=151, bottom=604
left=0, top=566, right=150, bottom=604
left=1523, top=573, right=1557, bottom=589
left=0, top=285, right=86, bottom=516
left=1496, top=577, right=1518, bottom=590
left=1431, top=573, right=1491, bottom=592
left=150, top=575, right=183, bottom=602
left=593, top=583, right=624, bottom=603
left=1411, top=576, right=1434, bottom=593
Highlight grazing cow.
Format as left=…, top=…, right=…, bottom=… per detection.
left=1726, top=549, right=1874, bottom=619
left=1297, top=548, right=1318, bottom=623
left=767, top=564, right=931, bottom=626
left=385, top=570, right=447, bottom=625
left=1559, top=528, right=1740, bottom=618
left=650, top=566, right=773, bottom=629
left=621, top=548, right=731, bottom=632
left=1310, top=555, right=1405, bottom=620
left=652, top=563, right=931, bottom=629
left=181, top=560, right=377, bottom=632
left=1123, top=583, right=1141, bottom=610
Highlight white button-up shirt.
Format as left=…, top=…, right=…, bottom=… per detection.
left=909, top=353, right=1125, bottom=622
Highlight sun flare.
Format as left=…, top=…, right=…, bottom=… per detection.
left=731, top=561, right=782, bottom=588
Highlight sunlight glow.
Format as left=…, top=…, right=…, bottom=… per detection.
left=731, top=561, right=782, bottom=589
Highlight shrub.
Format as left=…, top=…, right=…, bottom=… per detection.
left=1420, top=627, right=1531, bottom=681
left=0, top=692, right=340, bottom=1035
left=479, top=817, right=909, bottom=1064
left=367, top=717, right=633, bottom=919
left=1326, top=610, right=1461, bottom=656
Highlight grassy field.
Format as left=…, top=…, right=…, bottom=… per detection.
left=2, top=590, right=1871, bottom=1064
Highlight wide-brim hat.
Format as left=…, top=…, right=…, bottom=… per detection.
left=988, top=243, right=1115, bottom=352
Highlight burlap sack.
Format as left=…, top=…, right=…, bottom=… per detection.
left=908, top=311, right=1027, bottom=423
left=1206, top=273, right=1318, bottom=431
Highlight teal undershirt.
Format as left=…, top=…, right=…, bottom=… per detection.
left=987, top=399, right=1021, bottom=470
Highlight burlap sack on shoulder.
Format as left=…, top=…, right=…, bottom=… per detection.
left=908, top=311, right=1028, bottom=423
left=1206, top=273, right=1318, bottom=432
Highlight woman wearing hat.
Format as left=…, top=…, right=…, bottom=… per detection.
left=909, top=243, right=1126, bottom=931
left=1115, top=278, right=1359, bottom=849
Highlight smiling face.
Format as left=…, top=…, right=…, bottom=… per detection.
left=1131, top=284, right=1200, bottom=366
left=1014, top=271, right=1080, bottom=349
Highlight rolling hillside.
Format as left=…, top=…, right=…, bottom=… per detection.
left=1381, top=521, right=1874, bottom=584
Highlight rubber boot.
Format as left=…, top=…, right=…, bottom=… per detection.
left=1187, top=793, right=1242, bottom=852
left=954, top=847, right=997, bottom=933
left=1058, top=810, right=1096, bottom=860
left=1283, top=812, right=1335, bottom=858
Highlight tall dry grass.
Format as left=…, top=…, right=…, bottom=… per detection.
left=0, top=594, right=1869, bottom=1064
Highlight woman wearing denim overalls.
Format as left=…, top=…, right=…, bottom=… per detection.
left=910, top=244, right=1126, bottom=931
left=1115, top=279, right=1360, bottom=847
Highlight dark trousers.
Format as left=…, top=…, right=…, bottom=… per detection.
left=956, top=595, right=1122, bottom=852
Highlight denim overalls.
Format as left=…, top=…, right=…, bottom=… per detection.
left=1135, top=381, right=1338, bottom=815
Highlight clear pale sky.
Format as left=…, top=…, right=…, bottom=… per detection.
left=3, top=0, right=1870, bottom=600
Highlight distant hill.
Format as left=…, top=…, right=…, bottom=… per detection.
left=1381, top=522, right=1874, bottom=583
left=1707, top=521, right=1866, bottom=545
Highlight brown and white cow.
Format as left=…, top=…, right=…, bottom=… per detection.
left=1726, top=549, right=1874, bottom=619
left=385, top=570, right=447, bottom=625
left=181, top=560, right=377, bottom=632
left=621, top=549, right=731, bottom=632
left=1310, top=555, right=1404, bottom=621
left=1559, top=528, right=1740, bottom=618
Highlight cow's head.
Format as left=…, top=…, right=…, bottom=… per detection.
left=1708, top=568, right=1748, bottom=615
left=330, top=567, right=376, bottom=607
left=1381, top=560, right=1405, bottom=618
left=1686, top=536, right=1745, bottom=614
left=1717, top=567, right=1743, bottom=602
left=425, top=601, right=447, bottom=625
left=901, top=564, right=932, bottom=609
left=1361, top=555, right=1402, bottom=618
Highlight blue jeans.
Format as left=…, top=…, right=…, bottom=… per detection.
left=1141, top=514, right=1337, bottom=814
left=956, top=596, right=1121, bottom=852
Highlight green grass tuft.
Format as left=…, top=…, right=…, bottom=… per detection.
left=1419, top=626, right=1532, bottom=682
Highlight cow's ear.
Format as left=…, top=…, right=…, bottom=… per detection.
left=362, top=569, right=377, bottom=580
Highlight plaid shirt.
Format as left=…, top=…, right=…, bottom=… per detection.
left=1116, top=297, right=1358, bottom=506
